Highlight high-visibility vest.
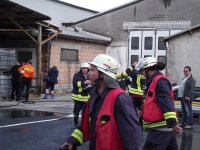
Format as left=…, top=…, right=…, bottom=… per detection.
left=72, top=88, right=125, bottom=150
left=142, top=74, right=177, bottom=128
left=18, top=64, right=34, bottom=80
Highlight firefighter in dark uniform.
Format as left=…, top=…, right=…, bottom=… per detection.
left=115, top=72, right=131, bottom=91
left=142, top=57, right=182, bottom=150
left=72, top=62, right=90, bottom=127
left=60, top=54, right=142, bottom=150
left=126, top=60, right=146, bottom=110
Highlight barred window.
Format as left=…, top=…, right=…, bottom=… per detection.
left=131, top=55, right=139, bottom=64
left=144, top=37, right=153, bottom=50
left=131, top=37, right=139, bottom=50
left=60, top=48, right=78, bottom=62
left=158, top=37, right=167, bottom=50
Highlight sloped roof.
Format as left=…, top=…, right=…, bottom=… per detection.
left=164, top=24, right=200, bottom=41
left=0, top=0, right=51, bottom=29
left=62, top=0, right=143, bottom=27
left=50, top=0, right=98, bottom=13
left=59, top=27, right=111, bottom=44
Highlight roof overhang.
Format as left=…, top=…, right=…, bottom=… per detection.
left=0, top=0, right=51, bottom=29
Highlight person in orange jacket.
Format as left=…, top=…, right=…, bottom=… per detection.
left=18, top=60, right=35, bottom=102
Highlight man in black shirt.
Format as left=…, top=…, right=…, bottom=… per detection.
left=10, top=62, right=21, bottom=101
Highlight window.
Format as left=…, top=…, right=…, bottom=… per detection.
left=144, top=37, right=152, bottom=50
left=131, top=55, right=139, bottom=65
left=158, top=56, right=167, bottom=65
left=158, top=37, right=167, bottom=50
left=60, top=48, right=78, bottom=62
left=131, top=37, right=139, bottom=50
left=144, top=55, right=152, bottom=58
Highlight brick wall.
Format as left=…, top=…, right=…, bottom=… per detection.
left=50, top=38, right=106, bottom=92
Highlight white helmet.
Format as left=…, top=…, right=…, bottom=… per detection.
left=81, top=62, right=90, bottom=69
left=142, top=57, right=157, bottom=69
left=89, top=54, right=119, bottom=79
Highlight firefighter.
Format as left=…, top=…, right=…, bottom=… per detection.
left=60, top=54, right=142, bottom=150
left=18, top=60, right=35, bottom=102
left=72, top=62, right=90, bottom=127
left=126, top=60, right=146, bottom=109
left=115, top=72, right=131, bottom=91
left=10, top=62, right=21, bottom=101
left=142, top=57, right=182, bottom=150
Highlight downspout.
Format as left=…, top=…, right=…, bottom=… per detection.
left=127, top=29, right=130, bottom=67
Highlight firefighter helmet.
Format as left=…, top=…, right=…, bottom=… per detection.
left=80, top=62, right=90, bottom=69
left=89, top=54, right=119, bottom=79
left=142, top=57, right=157, bottom=69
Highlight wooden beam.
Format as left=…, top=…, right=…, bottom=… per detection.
left=0, top=29, right=29, bottom=32
left=0, top=10, right=38, bottom=44
left=41, top=31, right=61, bottom=45
left=37, top=25, right=42, bottom=97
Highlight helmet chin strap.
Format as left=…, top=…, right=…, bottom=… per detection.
left=144, top=68, right=150, bottom=79
left=94, top=72, right=104, bottom=88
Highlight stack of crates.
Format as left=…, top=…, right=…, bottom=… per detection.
left=0, top=48, right=16, bottom=99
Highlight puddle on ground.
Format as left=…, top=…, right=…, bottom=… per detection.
left=0, top=109, right=64, bottom=119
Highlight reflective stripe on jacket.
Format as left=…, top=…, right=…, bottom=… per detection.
left=126, top=66, right=146, bottom=96
left=18, top=64, right=35, bottom=80
left=129, top=74, right=145, bottom=96
left=142, top=74, right=176, bottom=128
left=72, top=72, right=90, bottom=102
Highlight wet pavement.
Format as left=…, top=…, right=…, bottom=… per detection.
left=1, top=95, right=200, bottom=149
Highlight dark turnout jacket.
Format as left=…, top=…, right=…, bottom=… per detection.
left=11, top=65, right=21, bottom=82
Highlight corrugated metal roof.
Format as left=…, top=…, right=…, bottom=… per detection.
left=164, top=24, right=200, bottom=41
left=58, top=27, right=111, bottom=44
left=0, top=0, right=51, bottom=29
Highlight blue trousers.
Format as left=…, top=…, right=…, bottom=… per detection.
left=143, top=129, right=178, bottom=150
left=181, top=99, right=193, bottom=126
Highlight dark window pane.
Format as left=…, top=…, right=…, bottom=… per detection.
left=60, top=48, right=78, bottom=62
left=131, top=55, right=139, bottom=64
left=145, top=37, right=152, bottom=50
left=131, top=37, right=139, bottom=50
left=158, top=37, right=167, bottom=50
left=158, top=56, right=167, bottom=65
left=144, top=55, right=152, bottom=58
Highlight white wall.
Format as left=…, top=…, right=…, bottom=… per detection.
left=106, top=46, right=128, bottom=72
left=167, top=30, right=200, bottom=87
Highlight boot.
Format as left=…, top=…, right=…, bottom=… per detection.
left=43, top=93, right=48, bottom=99
left=51, top=94, right=54, bottom=99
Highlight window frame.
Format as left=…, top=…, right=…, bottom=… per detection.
left=60, top=48, right=78, bottom=62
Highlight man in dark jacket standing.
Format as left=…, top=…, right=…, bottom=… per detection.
left=71, top=62, right=90, bottom=127
left=43, top=66, right=59, bottom=99
left=60, top=54, right=142, bottom=150
left=10, top=62, right=21, bottom=101
left=178, top=66, right=196, bottom=129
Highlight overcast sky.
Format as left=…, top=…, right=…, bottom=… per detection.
left=60, top=0, right=134, bottom=12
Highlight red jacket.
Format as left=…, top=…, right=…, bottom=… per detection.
left=142, top=74, right=174, bottom=122
left=82, top=88, right=124, bottom=150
